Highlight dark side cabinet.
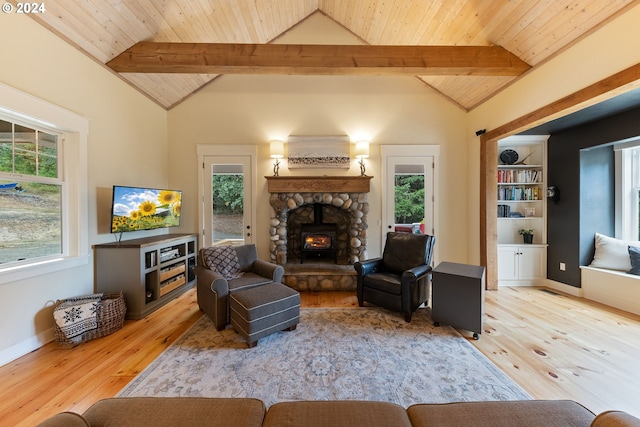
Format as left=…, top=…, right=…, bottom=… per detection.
left=94, top=234, right=197, bottom=320
left=431, top=261, right=486, bottom=339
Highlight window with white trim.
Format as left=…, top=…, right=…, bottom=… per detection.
left=0, top=82, right=89, bottom=284
left=616, top=139, right=640, bottom=241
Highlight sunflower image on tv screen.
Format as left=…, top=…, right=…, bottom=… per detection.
left=110, top=186, right=182, bottom=233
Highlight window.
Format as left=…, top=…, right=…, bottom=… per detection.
left=0, top=82, right=89, bottom=283
left=0, top=119, right=63, bottom=265
left=615, top=139, right=640, bottom=241
left=394, top=167, right=426, bottom=225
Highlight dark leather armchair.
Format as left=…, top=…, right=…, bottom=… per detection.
left=354, top=232, right=435, bottom=322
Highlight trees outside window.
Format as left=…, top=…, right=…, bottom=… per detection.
left=394, top=174, right=425, bottom=224
left=211, top=173, right=244, bottom=243
left=212, top=174, right=243, bottom=215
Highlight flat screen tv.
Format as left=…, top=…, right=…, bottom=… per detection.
left=110, top=185, right=182, bottom=233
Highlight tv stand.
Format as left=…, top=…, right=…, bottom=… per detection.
left=94, top=234, right=197, bottom=319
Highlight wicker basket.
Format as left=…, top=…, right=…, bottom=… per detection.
left=54, top=292, right=126, bottom=346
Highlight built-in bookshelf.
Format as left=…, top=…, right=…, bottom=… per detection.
left=497, top=135, right=548, bottom=285
left=94, top=234, right=197, bottom=319
left=496, top=136, right=548, bottom=241
left=497, top=166, right=543, bottom=220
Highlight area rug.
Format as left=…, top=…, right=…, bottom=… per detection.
left=118, top=307, right=530, bottom=407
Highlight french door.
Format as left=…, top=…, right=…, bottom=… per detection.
left=198, top=145, right=256, bottom=247
left=381, top=145, right=439, bottom=258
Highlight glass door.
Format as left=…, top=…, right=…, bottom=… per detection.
left=390, top=161, right=430, bottom=234
left=203, top=155, right=253, bottom=246
left=384, top=157, right=433, bottom=235
left=381, top=145, right=439, bottom=257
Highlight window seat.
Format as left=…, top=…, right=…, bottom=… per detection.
left=580, top=266, right=640, bottom=316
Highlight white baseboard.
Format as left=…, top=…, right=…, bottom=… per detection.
left=497, top=279, right=583, bottom=296
left=542, top=279, right=583, bottom=297
left=498, top=278, right=547, bottom=287
left=0, top=327, right=55, bottom=367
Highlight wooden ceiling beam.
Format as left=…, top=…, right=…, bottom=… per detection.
left=106, top=42, right=530, bottom=76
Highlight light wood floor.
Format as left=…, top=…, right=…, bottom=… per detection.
left=1, top=286, right=639, bottom=426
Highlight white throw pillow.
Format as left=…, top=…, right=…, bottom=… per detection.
left=589, top=233, right=640, bottom=271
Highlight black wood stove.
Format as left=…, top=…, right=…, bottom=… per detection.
left=300, top=204, right=337, bottom=263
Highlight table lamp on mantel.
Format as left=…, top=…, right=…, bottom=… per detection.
left=270, top=140, right=284, bottom=176
left=355, top=140, right=369, bottom=176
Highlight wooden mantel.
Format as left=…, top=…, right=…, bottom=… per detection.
left=265, top=176, right=372, bottom=193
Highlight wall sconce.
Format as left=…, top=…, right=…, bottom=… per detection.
left=354, top=140, right=369, bottom=176
left=270, top=140, right=284, bottom=176
left=547, top=185, right=560, bottom=203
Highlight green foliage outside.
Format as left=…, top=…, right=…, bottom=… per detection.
left=395, top=175, right=425, bottom=224
left=0, top=141, right=58, bottom=179
left=212, top=174, right=244, bottom=214
left=1, top=139, right=58, bottom=196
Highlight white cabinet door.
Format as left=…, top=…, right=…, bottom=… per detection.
left=518, top=246, right=546, bottom=280
left=498, top=246, right=519, bottom=280
left=498, top=244, right=546, bottom=284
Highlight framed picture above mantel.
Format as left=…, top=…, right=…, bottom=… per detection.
left=287, top=135, right=350, bottom=169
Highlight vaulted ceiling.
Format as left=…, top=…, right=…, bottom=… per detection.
left=30, top=1, right=638, bottom=110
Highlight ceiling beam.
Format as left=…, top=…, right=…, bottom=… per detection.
left=481, top=62, right=640, bottom=142
left=106, top=43, right=530, bottom=76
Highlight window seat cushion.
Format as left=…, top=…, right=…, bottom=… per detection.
left=588, top=233, right=640, bottom=271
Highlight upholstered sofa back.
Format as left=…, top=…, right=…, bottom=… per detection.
left=35, top=397, right=640, bottom=427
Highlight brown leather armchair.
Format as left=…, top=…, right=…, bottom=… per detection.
left=195, top=244, right=284, bottom=330
left=354, top=232, right=435, bottom=322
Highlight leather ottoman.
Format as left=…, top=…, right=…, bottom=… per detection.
left=230, top=282, right=300, bottom=347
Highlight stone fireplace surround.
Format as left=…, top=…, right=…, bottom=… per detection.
left=265, top=176, right=372, bottom=267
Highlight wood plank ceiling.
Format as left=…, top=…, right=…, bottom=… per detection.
left=29, top=0, right=638, bottom=110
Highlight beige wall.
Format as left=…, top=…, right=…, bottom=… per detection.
left=168, top=13, right=469, bottom=263
left=0, top=13, right=167, bottom=362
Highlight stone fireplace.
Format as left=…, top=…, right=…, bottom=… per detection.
left=266, top=176, right=372, bottom=266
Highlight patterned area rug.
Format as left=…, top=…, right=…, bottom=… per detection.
left=118, top=307, right=530, bottom=407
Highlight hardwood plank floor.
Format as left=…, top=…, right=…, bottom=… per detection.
left=1, top=286, right=639, bottom=426
left=472, top=286, right=640, bottom=417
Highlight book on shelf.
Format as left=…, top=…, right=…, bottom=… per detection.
left=497, top=186, right=540, bottom=201
left=497, top=169, right=541, bottom=183
left=498, top=204, right=511, bottom=218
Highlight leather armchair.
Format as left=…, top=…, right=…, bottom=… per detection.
left=195, top=244, right=284, bottom=330
left=355, top=232, right=435, bottom=322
